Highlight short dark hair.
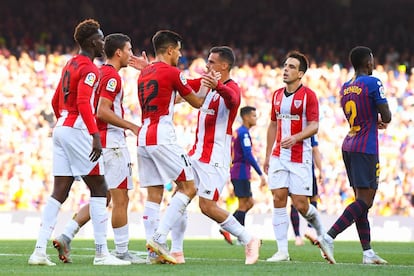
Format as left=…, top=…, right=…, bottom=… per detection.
left=104, top=33, right=131, bottom=58
left=286, top=51, right=309, bottom=73
left=152, top=30, right=182, bottom=55
left=74, top=19, right=101, bottom=47
left=349, top=46, right=372, bottom=70
left=209, top=46, right=235, bottom=70
left=240, top=106, right=256, bottom=117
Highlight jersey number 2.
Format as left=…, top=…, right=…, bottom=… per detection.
left=345, top=100, right=361, bottom=136
left=138, top=80, right=158, bottom=112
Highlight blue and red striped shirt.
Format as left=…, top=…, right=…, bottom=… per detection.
left=340, top=75, right=388, bottom=154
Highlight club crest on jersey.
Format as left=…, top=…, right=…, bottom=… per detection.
left=106, top=78, right=117, bottom=92
left=179, top=72, right=187, bottom=85
left=294, top=100, right=302, bottom=108
left=84, top=72, right=96, bottom=87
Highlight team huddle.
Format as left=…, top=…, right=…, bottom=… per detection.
left=28, top=18, right=391, bottom=266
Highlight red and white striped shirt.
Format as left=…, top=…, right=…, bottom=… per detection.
left=270, top=85, right=319, bottom=163
left=96, top=64, right=126, bottom=148
left=137, top=62, right=193, bottom=146
left=189, top=79, right=240, bottom=168
left=52, top=55, right=99, bottom=134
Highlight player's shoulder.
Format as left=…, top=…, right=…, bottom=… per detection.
left=100, top=65, right=121, bottom=80
left=237, top=125, right=248, bottom=135
left=301, top=85, right=317, bottom=95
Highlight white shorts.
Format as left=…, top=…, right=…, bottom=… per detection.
left=268, top=156, right=313, bottom=196
left=137, top=144, right=194, bottom=187
left=103, top=147, right=133, bottom=190
left=53, top=126, right=104, bottom=176
left=192, top=159, right=229, bottom=201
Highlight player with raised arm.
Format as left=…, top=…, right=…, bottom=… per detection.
left=137, top=30, right=207, bottom=264
left=187, top=46, right=261, bottom=265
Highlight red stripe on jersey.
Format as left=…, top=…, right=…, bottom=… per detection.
left=146, top=123, right=158, bottom=145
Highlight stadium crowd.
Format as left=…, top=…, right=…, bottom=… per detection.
left=1, top=0, right=413, bottom=216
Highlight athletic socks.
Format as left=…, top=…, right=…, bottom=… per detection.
left=62, top=219, right=80, bottom=241
left=328, top=199, right=368, bottom=239
left=143, top=201, right=160, bottom=242
left=303, top=204, right=325, bottom=236
left=153, top=192, right=190, bottom=244
left=34, top=197, right=61, bottom=254
left=113, top=224, right=129, bottom=254
left=90, top=197, right=109, bottom=256
left=220, top=214, right=251, bottom=245
left=272, top=207, right=289, bottom=253
left=290, top=205, right=301, bottom=237
left=233, top=210, right=246, bottom=226
left=171, top=210, right=188, bottom=253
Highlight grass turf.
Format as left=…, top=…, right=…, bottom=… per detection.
left=1, top=239, right=413, bottom=275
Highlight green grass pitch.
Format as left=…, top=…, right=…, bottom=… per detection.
left=0, top=239, right=413, bottom=275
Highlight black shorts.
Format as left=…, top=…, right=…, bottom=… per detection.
left=231, top=179, right=252, bottom=198
left=342, top=151, right=379, bottom=189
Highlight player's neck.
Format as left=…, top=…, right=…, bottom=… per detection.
left=220, top=72, right=230, bottom=84
left=106, top=60, right=121, bottom=71
left=79, top=49, right=94, bottom=61
left=242, top=122, right=251, bottom=129
left=285, top=81, right=302, bottom=94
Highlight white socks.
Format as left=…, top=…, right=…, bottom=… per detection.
left=35, top=197, right=61, bottom=254
left=90, top=197, right=109, bottom=256
left=143, top=201, right=160, bottom=242
left=113, top=224, right=129, bottom=254
left=62, top=219, right=80, bottom=241
left=153, top=192, right=189, bottom=244
left=220, top=214, right=251, bottom=245
left=303, top=204, right=325, bottom=236
left=272, top=207, right=289, bottom=253
left=171, top=210, right=188, bottom=253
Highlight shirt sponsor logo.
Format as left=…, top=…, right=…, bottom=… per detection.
left=179, top=72, right=187, bottom=85
left=106, top=78, right=117, bottom=92
left=276, top=113, right=300, bottom=120
left=84, top=72, right=96, bottom=87
left=200, top=107, right=215, bottom=115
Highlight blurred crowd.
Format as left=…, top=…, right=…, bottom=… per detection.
left=1, top=47, right=413, bottom=217
left=1, top=0, right=414, bottom=216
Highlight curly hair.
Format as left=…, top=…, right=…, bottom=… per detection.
left=73, top=19, right=100, bottom=47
